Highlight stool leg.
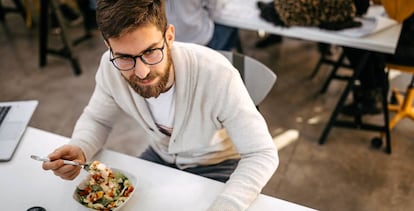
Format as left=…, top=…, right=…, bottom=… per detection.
left=407, top=80, right=414, bottom=120
left=380, top=77, right=391, bottom=154
left=389, top=75, right=414, bottom=129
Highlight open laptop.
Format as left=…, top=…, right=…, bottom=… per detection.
left=0, top=100, right=38, bottom=161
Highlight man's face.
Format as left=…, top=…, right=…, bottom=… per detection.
left=107, top=25, right=175, bottom=98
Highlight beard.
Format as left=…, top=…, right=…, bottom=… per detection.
left=124, top=48, right=173, bottom=98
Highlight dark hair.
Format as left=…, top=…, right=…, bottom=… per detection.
left=96, top=0, right=167, bottom=40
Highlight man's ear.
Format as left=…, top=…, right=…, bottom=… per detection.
left=165, top=24, right=175, bottom=45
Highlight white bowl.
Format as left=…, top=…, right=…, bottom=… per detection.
left=73, top=168, right=137, bottom=210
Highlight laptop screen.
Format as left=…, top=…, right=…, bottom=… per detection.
left=0, top=100, right=38, bottom=161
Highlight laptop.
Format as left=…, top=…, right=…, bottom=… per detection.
left=0, top=100, right=38, bottom=161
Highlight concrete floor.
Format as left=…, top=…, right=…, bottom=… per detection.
left=1, top=9, right=414, bottom=211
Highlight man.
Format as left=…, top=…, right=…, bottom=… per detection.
left=42, top=0, right=279, bottom=210
left=381, top=0, right=414, bottom=66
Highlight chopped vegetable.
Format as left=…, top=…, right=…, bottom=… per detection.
left=75, top=161, right=135, bottom=210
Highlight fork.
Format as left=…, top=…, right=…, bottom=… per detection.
left=30, top=155, right=90, bottom=171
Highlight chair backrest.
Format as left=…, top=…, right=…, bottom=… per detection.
left=219, top=51, right=277, bottom=106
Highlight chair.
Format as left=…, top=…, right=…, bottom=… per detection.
left=370, top=63, right=414, bottom=149
left=218, top=51, right=277, bottom=106
left=386, top=63, right=414, bottom=129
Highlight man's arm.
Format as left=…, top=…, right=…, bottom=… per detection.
left=209, top=72, right=279, bottom=210
left=70, top=70, right=122, bottom=162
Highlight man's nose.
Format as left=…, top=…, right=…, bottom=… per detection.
left=133, top=58, right=150, bottom=79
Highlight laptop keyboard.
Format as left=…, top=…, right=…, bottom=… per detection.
left=0, top=106, right=11, bottom=126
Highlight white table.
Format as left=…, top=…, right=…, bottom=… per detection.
left=215, top=0, right=403, bottom=153
left=215, top=0, right=401, bottom=54
left=0, top=127, right=316, bottom=211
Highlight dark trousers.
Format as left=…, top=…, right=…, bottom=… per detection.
left=344, top=14, right=414, bottom=91
left=387, top=14, right=414, bottom=66
left=139, top=146, right=239, bottom=183
left=207, top=23, right=240, bottom=51
left=343, top=47, right=386, bottom=91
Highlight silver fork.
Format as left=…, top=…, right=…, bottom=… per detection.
left=30, top=155, right=90, bottom=171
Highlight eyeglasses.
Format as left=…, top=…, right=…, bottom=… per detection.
left=110, top=40, right=165, bottom=71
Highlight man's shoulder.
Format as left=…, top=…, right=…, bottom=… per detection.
left=172, top=42, right=230, bottom=65
left=173, top=41, right=216, bottom=54
left=172, top=42, right=238, bottom=87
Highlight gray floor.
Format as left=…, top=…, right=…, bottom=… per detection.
left=1, top=9, right=414, bottom=211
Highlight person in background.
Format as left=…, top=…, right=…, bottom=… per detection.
left=165, top=0, right=241, bottom=51
left=381, top=0, right=414, bottom=66
left=41, top=0, right=279, bottom=210
left=255, top=0, right=366, bottom=49
left=341, top=0, right=414, bottom=115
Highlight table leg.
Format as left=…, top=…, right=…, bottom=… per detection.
left=0, top=1, right=5, bottom=22
left=38, top=0, right=82, bottom=75
left=318, top=52, right=370, bottom=145
left=39, top=0, right=48, bottom=67
left=12, top=0, right=26, bottom=20
left=381, top=68, right=391, bottom=154
left=319, top=52, right=348, bottom=94
left=319, top=51, right=392, bottom=154
left=49, top=0, right=81, bottom=75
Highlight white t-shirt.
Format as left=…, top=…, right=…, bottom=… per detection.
left=145, top=84, right=176, bottom=136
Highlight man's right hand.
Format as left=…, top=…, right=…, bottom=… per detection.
left=42, top=144, right=86, bottom=180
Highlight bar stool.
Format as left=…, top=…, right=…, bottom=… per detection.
left=387, top=63, right=414, bottom=129
left=371, top=63, right=414, bottom=149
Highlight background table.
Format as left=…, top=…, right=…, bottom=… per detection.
left=215, top=0, right=401, bottom=54
left=215, top=0, right=403, bottom=153
left=0, top=127, right=316, bottom=211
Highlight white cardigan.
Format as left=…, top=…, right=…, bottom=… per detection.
left=70, top=42, right=279, bottom=210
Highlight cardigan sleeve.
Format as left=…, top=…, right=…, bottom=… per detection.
left=70, top=59, right=122, bottom=162
left=208, top=69, right=279, bottom=210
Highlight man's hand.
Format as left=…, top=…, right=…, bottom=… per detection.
left=42, top=144, right=86, bottom=180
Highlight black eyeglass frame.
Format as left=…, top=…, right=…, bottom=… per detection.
left=109, top=39, right=166, bottom=71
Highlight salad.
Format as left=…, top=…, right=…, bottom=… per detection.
left=75, top=161, right=135, bottom=211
